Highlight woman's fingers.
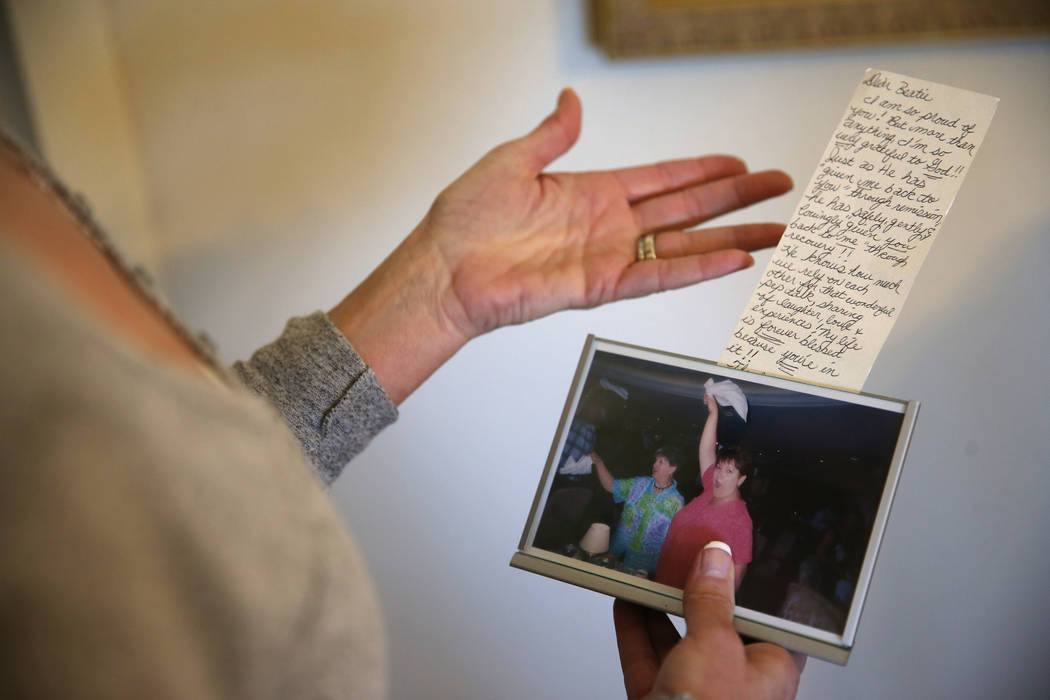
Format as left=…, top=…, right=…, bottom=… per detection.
left=643, top=607, right=683, bottom=662
left=505, top=88, right=583, bottom=175
left=611, top=155, right=749, bottom=203
left=681, top=543, right=737, bottom=636
left=615, top=249, right=757, bottom=301
left=614, top=599, right=662, bottom=700
left=632, top=170, right=793, bottom=234
left=652, top=223, right=786, bottom=258
left=744, top=643, right=803, bottom=700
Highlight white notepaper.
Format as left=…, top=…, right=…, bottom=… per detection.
left=721, top=69, right=998, bottom=391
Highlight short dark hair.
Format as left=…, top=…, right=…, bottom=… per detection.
left=653, top=445, right=684, bottom=469
left=717, top=444, right=753, bottom=479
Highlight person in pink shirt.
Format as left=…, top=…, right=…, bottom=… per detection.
left=655, top=393, right=753, bottom=589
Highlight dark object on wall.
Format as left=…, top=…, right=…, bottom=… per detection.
left=592, top=0, right=1050, bottom=57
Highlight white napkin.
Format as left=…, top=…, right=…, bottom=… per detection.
left=704, top=378, right=749, bottom=421
left=599, top=377, right=628, bottom=400
left=559, top=453, right=594, bottom=475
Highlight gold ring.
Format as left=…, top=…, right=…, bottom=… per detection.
left=636, top=233, right=657, bottom=262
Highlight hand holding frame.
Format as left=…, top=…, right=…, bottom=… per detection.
left=615, top=543, right=802, bottom=700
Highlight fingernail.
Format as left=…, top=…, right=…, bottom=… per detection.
left=700, top=541, right=732, bottom=579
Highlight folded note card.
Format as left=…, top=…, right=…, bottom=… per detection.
left=721, top=69, right=998, bottom=391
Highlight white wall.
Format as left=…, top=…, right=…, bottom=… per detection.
left=19, top=2, right=1050, bottom=698
left=7, top=0, right=161, bottom=271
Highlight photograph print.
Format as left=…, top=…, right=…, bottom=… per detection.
left=515, top=337, right=917, bottom=662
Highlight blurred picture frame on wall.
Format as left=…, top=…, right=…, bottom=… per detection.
left=592, top=0, right=1050, bottom=57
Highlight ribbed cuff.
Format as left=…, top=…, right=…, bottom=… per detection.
left=232, top=311, right=398, bottom=484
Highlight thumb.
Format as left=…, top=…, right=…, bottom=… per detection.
left=681, top=542, right=737, bottom=639
left=509, top=88, right=582, bottom=174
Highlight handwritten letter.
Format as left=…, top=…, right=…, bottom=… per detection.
left=721, top=69, right=998, bottom=391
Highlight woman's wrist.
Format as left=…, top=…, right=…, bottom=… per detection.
left=328, top=224, right=469, bottom=405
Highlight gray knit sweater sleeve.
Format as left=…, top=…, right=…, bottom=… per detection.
left=231, top=311, right=398, bottom=485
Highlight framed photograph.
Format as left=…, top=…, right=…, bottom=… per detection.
left=511, top=336, right=918, bottom=664
left=592, top=0, right=1050, bottom=57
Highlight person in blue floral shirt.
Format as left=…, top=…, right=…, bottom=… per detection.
left=591, top=447, right=685, bottom=576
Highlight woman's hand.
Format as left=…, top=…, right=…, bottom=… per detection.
left=614, top=543, right=802, bottom=700
left=703, top=394, right=718, bottom=414
left=330, top=89, right=793, bottom=403
left=421, top=89, right=792, bottom=337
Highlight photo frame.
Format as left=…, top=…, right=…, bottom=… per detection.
left=592, top=0, right=1050, bottom=57
left=511, top=336, right=918, bottom=664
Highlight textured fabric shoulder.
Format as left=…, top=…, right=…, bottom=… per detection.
left=232, top=312, right=398, bottom=484
left=0, top=129, right=397, bottom=486
left=0, top=250, right=389, bottom=698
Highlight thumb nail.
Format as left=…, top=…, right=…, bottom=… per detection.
left=699, top=541, right=732, bottom=579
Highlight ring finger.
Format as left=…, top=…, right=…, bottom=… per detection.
left=644, top=223, right=786, bottom=260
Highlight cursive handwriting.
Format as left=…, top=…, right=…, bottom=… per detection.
left=722, top=69, right=998, bottom=390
